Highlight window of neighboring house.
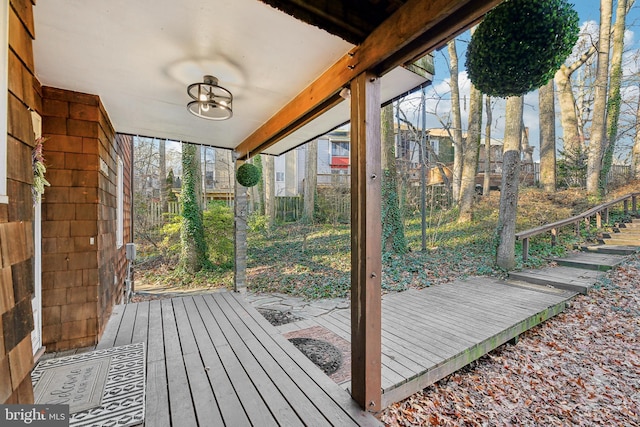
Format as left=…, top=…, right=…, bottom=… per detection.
left=275, top=171, right=285, bottom=182
left=331, top=141, right=349, bottom=157
left=0, top=2, right=9, bottom=204
left=116, top=156, right=124, bottom=248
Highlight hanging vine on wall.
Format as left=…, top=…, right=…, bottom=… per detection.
left=465, top=0, right=579, bottom=97
left=32, top=137, right=50, bottom=204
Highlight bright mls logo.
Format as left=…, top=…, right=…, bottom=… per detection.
left=1, top=405, right=68, bottom=426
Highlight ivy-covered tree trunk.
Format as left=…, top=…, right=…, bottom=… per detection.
left=634, top=88, right=640, bottom=180
left=180, top=143, right=209, bottom=273
left=303, top=139, right=318, bottom=223
left=496, top=96, right=524, bottom=270
left=381, top=104, right=407, bottom=254
left=586, top=0, right=612, bottom=195
left=458, top=85, right=482, bottom=223
left=448, top=39, right=464, bottom=202
left=600, top=0, right=632, bottom=191
left=539, top=80, right=556, bottom=192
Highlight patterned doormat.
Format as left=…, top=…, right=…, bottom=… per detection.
left=32, top=342, right=145, bottom=427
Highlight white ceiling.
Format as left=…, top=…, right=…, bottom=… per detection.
left=33, top=0, right=429, bottom=156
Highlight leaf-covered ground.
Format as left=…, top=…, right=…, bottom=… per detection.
left=246, top=188, right=602, bottom=299
left=379, top=254, right=640, bottom=426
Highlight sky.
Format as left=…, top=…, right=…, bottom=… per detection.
left=416, top=0, right=640, bottom=162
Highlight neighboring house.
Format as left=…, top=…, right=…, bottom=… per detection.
left=2, top=1, right=132, bottom=403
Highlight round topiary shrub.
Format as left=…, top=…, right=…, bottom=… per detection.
left=236, top=163, right=261, bottom=187
left=465, top=0, right=579, bottom=98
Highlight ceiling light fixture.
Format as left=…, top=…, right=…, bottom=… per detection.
left=187, top=75, right=233, bottom=120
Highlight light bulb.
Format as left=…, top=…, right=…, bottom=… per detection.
left=199, top=93, right=209, bottom=112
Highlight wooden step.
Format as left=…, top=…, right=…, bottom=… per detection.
left=617, top=222, right=640, bottom=229
left=610, top=228, right=640, bottom=235
left=508, top=266, right=604, bottom=294
left=576, top=244, right=639, bottom=255
left=551, top=252, right=626, bottom=271
left=600, top=236, right=640, bottom=246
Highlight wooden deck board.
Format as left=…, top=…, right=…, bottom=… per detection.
left=202, top=295, right=306, bottom=427
left=191, top=295, right=279, bottom=427
left=161, top=299, right=198, bottom=427
left=113, top=302, right=137, bottom=347
left=273, top=276, right=575, bottom=408
left=181, top=296, right=251, bottom=426
left=221, top=292, right=378, bottom=426
left=212, top=294, right=347, bottom=427
left=97, top=273, right=576, bottom=421
left=96, top=304, right=123, bottom=350
left=131, top=301, right=150, bottom=345
left=98, top=292, right=381, bottom=426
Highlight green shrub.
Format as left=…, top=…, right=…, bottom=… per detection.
left=203, top=201, right=234, bottom=268
left=160, top=201, right=233, bottom=268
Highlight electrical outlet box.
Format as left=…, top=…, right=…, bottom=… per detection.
left=126, top=243, right=136, bottom=261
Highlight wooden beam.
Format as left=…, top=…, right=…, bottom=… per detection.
left=235, top=0, right=502, bottom=158
left=350, top=71, right=382, bottom=412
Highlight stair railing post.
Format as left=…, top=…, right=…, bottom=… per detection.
left=596, top=211, right=602, bottom=229
left=575, top=220, right=580, bottom=236
left=522, top=238, right=529, bottom=262
left=551, top=228, right=557, bottom=246
left=624, top=199, right=629, bottom=216
left=633, top=195, right=637, bottom=215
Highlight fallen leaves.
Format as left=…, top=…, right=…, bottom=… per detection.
left=379, top=254, right=640, bottom=426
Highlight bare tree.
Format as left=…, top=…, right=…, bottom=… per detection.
left=539, top=80, right=557, bottom=192
left=482, top=96, right=492, bottom=196
left=496, top=96, right=524, bottom=270
left=159, top=139, right=168, bottom=212
left=303, top=140, right=318, bottom=222
left=448, top=39, right=464, bottom=202
left=458, top=84, right=482, bottom=223
left=555, top=44, right=597, bottom=164
left=586, top=0, right=613, bottom=194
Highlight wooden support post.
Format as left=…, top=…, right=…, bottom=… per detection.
left=596, top=212, right=602, bottom=229
left=234, top=158, right=247, bottom=292
left=604, top=208, right=609, bottom=225
left=624, top=199, right=629, bottom=216
left=522, top=238, right=529, bottom=263
left=350, top=71, right=382, bottom=412
left=575, top=221, right=580, bottom=236
left=633, top=195, right=637, bottom=215
left=551, top=228, right=557, bottom=246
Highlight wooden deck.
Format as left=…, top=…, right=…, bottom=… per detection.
left=97, top=292, right=381, bottom=426
left=277, top=277, right=577, bottom=408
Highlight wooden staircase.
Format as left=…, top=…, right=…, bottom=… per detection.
left=509, top=218, right=639, bottom=295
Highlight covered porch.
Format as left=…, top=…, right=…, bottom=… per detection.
left=29, top=0, right=504, bottom=414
